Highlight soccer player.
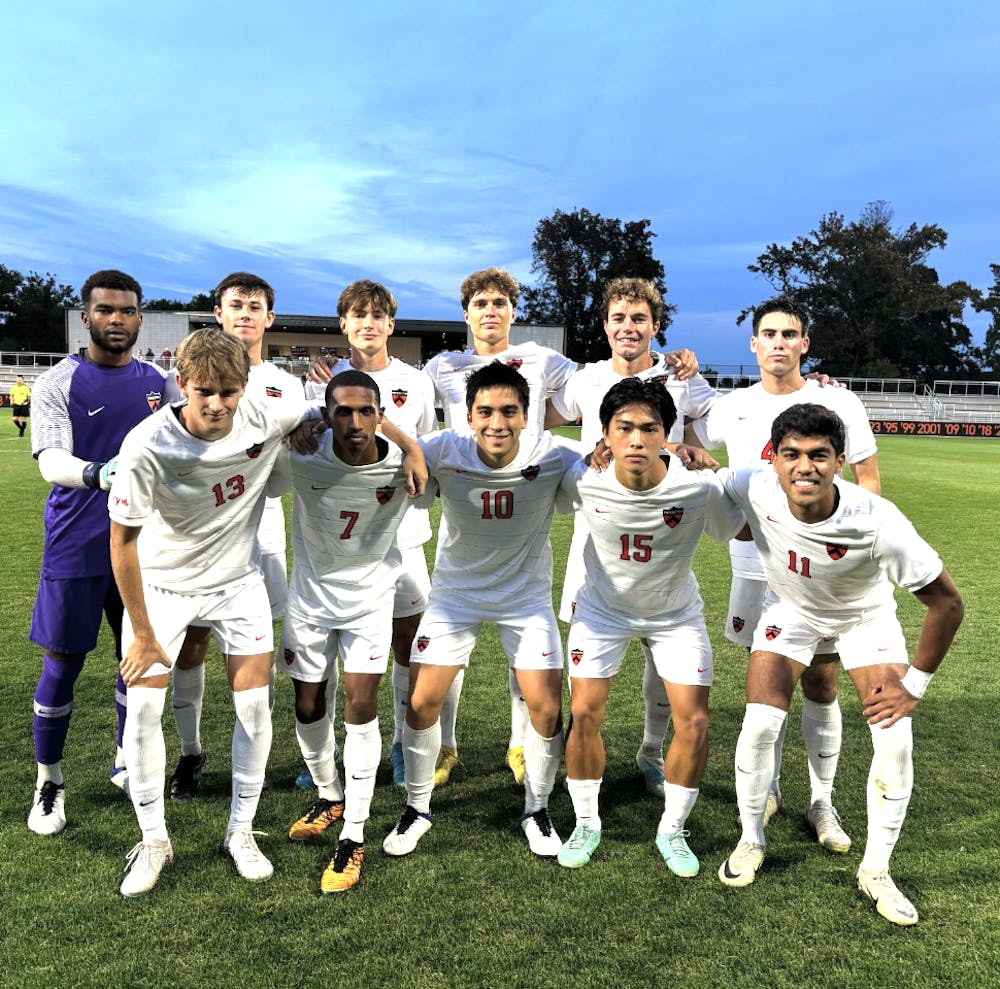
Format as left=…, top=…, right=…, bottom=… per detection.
left=549, top=276, right=718, bottom=797
left=382, top=361, right=580, bottom=859
left=277, top=370, right=420, bottom=892
left=698, top=297, right=880, bottom=851
left=11, top=374, right=31, bottom=436
left=716, top=404, right=963, bottom=926
left=27, top=269, right=177, bottom=836
left=166, top=272, right=305, bottom=801
left=303, top=280, right=436, bottom=793
left=557, top=378, right=742, bottom=873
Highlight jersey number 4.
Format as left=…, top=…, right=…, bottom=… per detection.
left=212, top=475, right=245, bottom=506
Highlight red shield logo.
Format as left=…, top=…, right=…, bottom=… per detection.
left=570, top=648, right=583, bottom=665
left=146, top=390, right=162, bottom=412
left=506, top=358, right=523, bottom=371
left=265, top=386, right=282, bottom=398
left=417, top=635, right=430, bottom=653
left=521, top=465, right=540, bottom=481
left=246, top=442, right=264, bottom=459
left=392, top=389, right=408, bottom=408
left=376, top=486, right=396, bottom=505
left=662, top=506, right=683, bottom=528
left=732, top=617, right=745, bottom=634
left=764, top=624, right=781, bottom=641
left=826, top=543, right=847, bottom=560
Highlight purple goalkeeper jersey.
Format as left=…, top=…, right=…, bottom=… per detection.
left=31, top=355, right=173, bottom=578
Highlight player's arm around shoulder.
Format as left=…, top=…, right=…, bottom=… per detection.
left=701, top=469, right=747, bottom=542
left=848, top=452, right=881, bottom=494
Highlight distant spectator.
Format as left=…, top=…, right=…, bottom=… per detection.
left=11, top=374, right=31, bottom=437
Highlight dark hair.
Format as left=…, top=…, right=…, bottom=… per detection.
left=213, top=271, right=275, bottom=311
left=770, top=403, right=845, bottom=457
left=337, top=279, right=398, bottom=319
left=465, top=360, right=530, bottom=413
left=599, top=376, right=677, bottom=433
left=81, top=269, right=143, bottom=307
left=751, top=296, right=811, bottom=336
left=326, top=368, right=381, bottom=407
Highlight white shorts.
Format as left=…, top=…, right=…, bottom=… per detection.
left=123, top=576, right=273, bottom=679
left=751, top=599, right=907, bottom=670
left=567, top=607, right=713, bottom=686
left=728, top=577, right=835, bottom=655
left=257, top=497, right=289, bottom=618
left=393, top=545, right=431, bottom=619
left=411, top=601, right=563, bottom=671
left=280, top=611, right=391, bottom=682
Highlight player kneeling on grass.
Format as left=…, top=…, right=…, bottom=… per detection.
left=557, top=378, right=742, bottom=873
left=273, top=370, right=420, bottom=893
left=715, top=404, right=963, bottom=926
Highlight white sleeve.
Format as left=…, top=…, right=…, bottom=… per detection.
left=550, top=369, right=582, bottom=422
left=37, top=447, right=90, bottom=487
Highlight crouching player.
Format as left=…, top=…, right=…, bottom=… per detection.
left=275, top=370, right=420, bottom=892
left=716, top=404, right=963, bottom=926
left=557, top=378, right=742, bottom=873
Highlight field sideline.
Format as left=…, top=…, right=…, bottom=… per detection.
left=1, top=430, right=997, bottom=989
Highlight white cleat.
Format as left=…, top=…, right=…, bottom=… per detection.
left=383, top=806, right=433, bottom=857
left=806, top=800, right=852, bottom=853
left=120, top=840, right=173, bottom=897
left=28, top=782, right=66, bottom=836
left=857, top=868, right=918, bottom=926
left=222, top=829, right=273, bottom=881
left=718, top=840, right=765, bottom=888
left=520, top=809, right=562, bottom=858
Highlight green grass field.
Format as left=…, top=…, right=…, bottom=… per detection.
left=1, top=428, right=998, bottom=989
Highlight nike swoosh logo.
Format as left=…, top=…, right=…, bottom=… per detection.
left=697, top=666, right=710, bottom=672
left=255, top=635, right=265, bottom=641
left=882, top=795, right=908, bottom=801
left=410, top=598, right=423, bottom=606
left=177, top=469, right=195, bottom=477
left=88, top=406, right=105, bottom=416
left=818, top=751, right=839, bottom=759
left=722, top=861, right=742, bottom=879
left=735, top=766, right=754, bottom=775
left=766, top=515, right=780, bottom=522
left=139, top=798, right=159, bottom=807
left=594, top=509, right=611, bottom=514
left=541, top=650, right=556, bottom=657
left=237, top=793, right=256, bottom=799
left=368, top=656, right=381, bottom=662
left=351, top=774, right=372, bottom=780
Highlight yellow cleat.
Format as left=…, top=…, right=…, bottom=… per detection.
left=433, top=745, right=459, bottom=787
left=506, top=746, right=527, bottom=784
left=321, top=839, right=364, bottom=893
left=288, top=797, right=345, bottom=841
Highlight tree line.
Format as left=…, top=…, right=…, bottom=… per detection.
left=3, top=201, right=998, bottom=380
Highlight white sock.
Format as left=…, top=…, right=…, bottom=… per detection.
left=228, top=686, right=272, bottom=837
left=439, top=668, right=464, bottom=750
left=566, top=778, right=602, bottom=830
left=125, top=686, right=169, bottom=843
left=802, top=697, right=842, bottom=805
left=735, top=703, right=787, bottom=847
left=508, top=667, right=529, bottom=749
left=640, top=645, right=670, bottom=761
left=659, top=782, right=699, bottom=836
left=171, top=665, right=204, bottom=756
left=341, top=718, right=380, bottom=842
left=295, top=715, right=343, bottom=802
left=391, top=661, right=409, bottom=746
left=769, top=714, right=788, bottom=800
left=860, top=718, right=913, bottom=873
left=523, top=722, right=563, bottom=814
left=403, top=721, right=440, bottom=814
left=36, top=762, right=64, bottom=787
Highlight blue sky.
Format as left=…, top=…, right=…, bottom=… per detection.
left=2, top=1, right=997, bottom=366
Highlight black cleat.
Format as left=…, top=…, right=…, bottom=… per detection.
left=169, top=751, right=206, bottom=800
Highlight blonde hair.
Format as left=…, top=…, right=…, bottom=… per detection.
left=175, top=329, right=250, bottom=387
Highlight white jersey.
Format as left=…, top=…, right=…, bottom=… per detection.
left=287, top=434, right=415, bottom=625
left=109, top=395, right=305, bottom=591
left=721, top=468, right=942, bottom=636
left=421, top=429, right=581, bottom=617
left=703, top=379, right=878, bottom=579
left=560, top=456, right=743, bottom=630
left=423, top=342, right=578, bottom=437
left=553, top=352, right=719, bottom=447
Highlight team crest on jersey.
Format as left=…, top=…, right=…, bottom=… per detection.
left=650, top=374, right=670, bottom=387
left=826, top=543, right=848, bottom=560
left=265, top=386, right=282, bottom=398
left=732, top=616, right=745, bottom=634
left=284, top=648, right=295, bottom=666
left=391, top=389, right=408, bottom=408
left=521, top=464, right=540, bottom=481
left=764, top=624, right=781, bottom=641
left=246, top=442, right=265, bottom=459
left=416, top=635, right=430, bottom=653
left=662, top=506, right=684, bottom=528
left=506, top=358, right=523, bottom=371
left=376, top=486, right=396, bottom=505
left=570, top=648, right=583, bottom=666
left=146, top=390, right=162, bottom=412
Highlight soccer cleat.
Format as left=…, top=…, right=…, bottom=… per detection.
left=169, top=751, right=206, bottom=800
left=433, top=745, right=459, bottom=787
left=505, top=746, right=527, bottom=785
left=521, top=809, right=562, bottom=857
left=222, top=829, right=273, bottom=881
left=656, top=830, right=700, bottom=878
left=383, top=805, right=432, bottom=856
left=321, top=839, right=365, bottom=893
left=120, top=839, right=173, bottom=897
left=28, top=781, right=66, bottom=836
left=718, top=840, right=765, bottom=888
left=557, top=823, right=601, bottom=868
left=806, top=800, right=852, bottom=853
left=763, top=791, right=783, bottom=827
left=288, top=797, right=345, bottom=841
left=635, top=750, right=665, bottom=799
left=857, top=868, right=919, bottom=926
left=109, top=765, right=130, bottom=796
left=390, top=742, right=406, bottom=790
left=294, top=767, right=314, bottom=790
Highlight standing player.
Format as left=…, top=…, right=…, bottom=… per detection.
left=557, top=378, right=742, bottom=874
left=698, top=297, right=880, bottom=851
left=11, top=374, right=31, bottom=436
left=27, top=269, right=176, bottom=836
left=278, top=370, right=420, bottom=892
left=382, top=362, right=580, bottom=859
left=167, top=272, right=305, bottom=800
left=716, top=404, right=963, bottom=926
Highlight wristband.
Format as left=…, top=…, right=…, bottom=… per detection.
left=82, top=461, right=105, bottom=489
left=901, top=666, right=933, bottom=699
